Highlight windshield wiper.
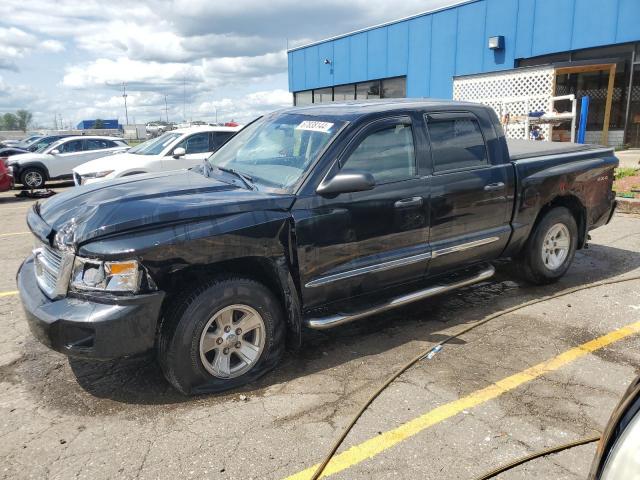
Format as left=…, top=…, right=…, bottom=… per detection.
left=216, top=165, right=256, bottom=191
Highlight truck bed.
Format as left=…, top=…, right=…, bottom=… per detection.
left=507, top=139, right=610, bottom=161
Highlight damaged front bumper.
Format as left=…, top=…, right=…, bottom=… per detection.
left=18, top=255, right=165, bottom=360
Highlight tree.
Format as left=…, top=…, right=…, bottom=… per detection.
left=92, top=118, right=105, bottom=129
left=15, top=110, right=33, bottom=132
left=2, top=113, right=18, bottom=130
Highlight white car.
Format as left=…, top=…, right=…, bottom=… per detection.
left=73, top=126, right=240, bottom=186
left=8, top=136, right=129, bottom=189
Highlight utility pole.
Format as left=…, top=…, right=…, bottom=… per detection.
left=122, top=82, right=129, bottom=126
left=183, top=77, right=186, bottom=123
left=164, top=94, right=169, bottom=122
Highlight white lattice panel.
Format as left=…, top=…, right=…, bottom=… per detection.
left=453, top=67, right=555, bottom=140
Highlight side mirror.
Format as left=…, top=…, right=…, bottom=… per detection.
left=316, top=169, right=375, bottom=196
left=173, top=147, right=186, bottom=158
left=50, top=149, right=60, bottom=155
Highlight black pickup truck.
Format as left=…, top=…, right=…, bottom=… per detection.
left=18, top=100, right=618, bottom=394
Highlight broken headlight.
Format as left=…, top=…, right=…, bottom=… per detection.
left=71, top=257, right=141, bottom=293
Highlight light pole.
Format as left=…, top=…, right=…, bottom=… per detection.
left=122, top=82, right=129, bottom=125
left=212, top=105, right=218, bottom=124
left=164, top=94, right=169, bottom=122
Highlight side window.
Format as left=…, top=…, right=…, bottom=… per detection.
left=175, top=133, right=210, bottom=154
left=58, top=140, right=82, bottom=153
left=211, top=132, right=234, bottom=149
left=427, top=115, right=488, bottom=173
left=341, top=123, right=415, bottom=183
left=85, top=139, right=112, bottom=150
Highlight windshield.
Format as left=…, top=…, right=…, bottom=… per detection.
left=22, top=136, right=43, bottom=146
left=208, top=113, right=344, bottom=191
left=128, top=132, right=182, bottom=155
left=33, top=137, right=62, bottom=152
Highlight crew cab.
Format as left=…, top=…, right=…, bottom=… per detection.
left=8, top=136, right=129, bottom=188
left=72, top=126, right=240, bottom=185
left=17, top=100, right=618, bottom=395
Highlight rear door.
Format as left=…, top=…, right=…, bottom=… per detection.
left=82, top=139, right=120, bottom=162
left=292, top=115, right=431, bottom=308
left=424, top=111, right=512, bottom=275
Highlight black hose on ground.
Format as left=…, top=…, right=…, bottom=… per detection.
left=473, top=434, right=601, bottom=480
left=309, top=273, right=640, bottom=480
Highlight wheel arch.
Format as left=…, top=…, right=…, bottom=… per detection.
left=531, top=194, right=587, bottom=250
left=158, top=256, right=303, bottom=350
left=15, top=161, right=50, bottom=181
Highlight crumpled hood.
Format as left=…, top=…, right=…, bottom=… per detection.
left=73, top=151, right=148, bottom=174
left=30, top=169, right=295, bottom=246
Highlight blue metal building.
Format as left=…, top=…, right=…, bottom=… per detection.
left=76, top=119, right=121, bottom=130
left=288, top=0, right=640, bottom=146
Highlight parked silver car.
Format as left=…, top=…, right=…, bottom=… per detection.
left=7, top=136, right=129, bottom=188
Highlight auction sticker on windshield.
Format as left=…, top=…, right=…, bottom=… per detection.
left=296, top=121, right=334, bottom=133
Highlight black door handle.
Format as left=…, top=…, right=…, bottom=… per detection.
left=484, top=182, right=505, bottom=192
left=394, top=196, right=423, bottom=208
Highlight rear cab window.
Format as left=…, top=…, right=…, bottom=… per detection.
left=425, top=112, right=488, bottom=173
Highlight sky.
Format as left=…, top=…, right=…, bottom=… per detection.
left=0, top=0, right=455, bottom=128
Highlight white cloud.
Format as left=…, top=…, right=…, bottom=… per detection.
left=41, top=40, right=65, bottom=53
left=197, top=89, right=292, bottom=123
left=62, top=57, right=205, bottom=89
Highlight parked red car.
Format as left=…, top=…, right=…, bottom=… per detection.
left=0, top=159, right=13, bottom=192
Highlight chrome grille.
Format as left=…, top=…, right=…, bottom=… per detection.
left=33, top=241, right=74, bottom=299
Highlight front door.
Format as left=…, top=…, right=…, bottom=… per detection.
left=292, top=115, right=430, bottom=309
left=49, top=139, right=86, bottom=178
left=424, top=112, right=513, bottom=275
left=163, top=132, right=212, bottom=170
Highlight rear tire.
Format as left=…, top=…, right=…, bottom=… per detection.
left=20, top=168, right=46, bottom=189
left=158, top=277, right=285, bottom=395
left=517, top=206, right=578, bottom=285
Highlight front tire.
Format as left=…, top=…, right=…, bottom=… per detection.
left=158, top=277, right=285, bottom=395
left=518, top=206, right=578, bottom=285
left=20, top=168, right=46, bottom=189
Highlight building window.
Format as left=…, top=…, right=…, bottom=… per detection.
left=294, top=76, right=406, bottom=105
left=381, top=77, right=406, bottom=98
left=314, top=87, right=333, bottom=103
left=294, top=90, right=313, bottom=106
left=334, top=84, right=356, bottom=101
left=356, top=81, right=381, bottom=99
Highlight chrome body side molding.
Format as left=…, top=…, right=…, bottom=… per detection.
left=431, top=236, right=500, bottom=258
left=305, top=251, right=432, bottom=288
left=304, top=263, right=495, bottom=330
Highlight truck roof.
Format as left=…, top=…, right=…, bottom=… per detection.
left=279, top=98, right=485, bottom=120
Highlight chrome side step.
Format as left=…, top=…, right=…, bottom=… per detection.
left=304, top=263, right=495, bottom=330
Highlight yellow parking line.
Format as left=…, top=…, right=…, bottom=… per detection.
left=0, top=290, right=18, bottom=297
left=0, top=232, right=29, bottom=238
left=285, top=320, right=640, bottom=480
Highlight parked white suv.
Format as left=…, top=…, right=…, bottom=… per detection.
left=8, top=136, right=129, bottom=188
left=72, top=126, right=240, bottom=185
